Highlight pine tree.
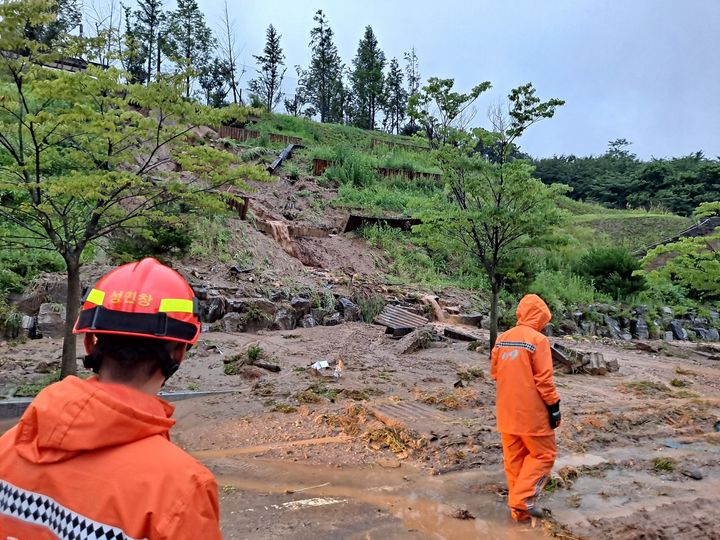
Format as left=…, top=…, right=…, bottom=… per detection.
left=23, top=0, right=81, bottom=46
left=382, top=58, right=407, bottom=134
left=404, top=47, right=421, bottom=131
left=350, top=26, right=385, bottom=130
left=163, top=0, right=215, bottom=97
left=124, top=0, right=165, bottom=86
left=304, top=10, right=344, bottom=123
left=249, top=25, right=286, bottom=113
left=199, top=57, right=232, bottom=107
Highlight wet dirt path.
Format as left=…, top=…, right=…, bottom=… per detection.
left=204, top=452, right=545, bottom=540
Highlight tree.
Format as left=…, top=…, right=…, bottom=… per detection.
left=23, top=0, right=81, bottom=46
left=123, top=0, right=165, bottom=85
left=0, top=3, right=266, bottom=377
left=642, top=202, right=720, bottom=302
left=303, top=10, right=344, bottom=123
left=416, top=83, right=566, bottom=347
left=403, top=46, right=420, bottom=131
left=163, top=0, right=215, bottom=98
left=350, top=26, right=385, bottom=130
left=248, top=25, right=286, bottom=113
left=217, top=0, right=242, bottom=104
left=408, top=77, right=492, bottom=147
left=382, top=57, right=407, bottom=134
left=199, top=57, right=232, bottom=107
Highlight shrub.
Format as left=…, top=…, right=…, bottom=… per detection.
left=107, top=217, right=193, bottom=264
left=247, top=345, right=263, bottom=363
left=528, top=270, right=601, bottom=316
left=354, top=291, right=386, bottom=323
left=326, top=153, right=377, bottom=187
left=286, top=164, right=300, bottom=180
left=574, top=247, right=646, bottom=299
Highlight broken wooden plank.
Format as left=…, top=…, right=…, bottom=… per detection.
left=443, top=327, right=483, bottom=342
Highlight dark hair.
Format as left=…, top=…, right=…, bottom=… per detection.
left=84, top=334, right=179, bottom=383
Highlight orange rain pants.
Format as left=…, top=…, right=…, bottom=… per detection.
left=501, top=433, right=557, bottom=519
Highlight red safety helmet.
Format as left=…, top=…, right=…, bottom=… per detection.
left=74, top=258, right=201, bottom=346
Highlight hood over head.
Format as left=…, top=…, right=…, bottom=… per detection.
left=516, top=294, right=552, bottom=331
left=12, top=376, right=175, bottom=464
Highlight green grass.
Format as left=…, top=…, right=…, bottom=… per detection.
left=14, top=370, right=61, bottom=397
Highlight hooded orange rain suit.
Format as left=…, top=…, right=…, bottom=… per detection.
left=0, top=376, right=221, bottom=539
left=491, top=294, right=560, bottom=521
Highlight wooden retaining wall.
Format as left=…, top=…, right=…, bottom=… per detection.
left=370, top=138, right=430, bottom=152
left=218, top=126, right=303, bottom=146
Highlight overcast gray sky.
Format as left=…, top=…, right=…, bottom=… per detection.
left=192, top=0, right=719, bottom=160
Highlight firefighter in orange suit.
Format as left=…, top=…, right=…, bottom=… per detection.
left=0, top=258, right=222, bottom=539
left=491, top=294, right=561, bottom=521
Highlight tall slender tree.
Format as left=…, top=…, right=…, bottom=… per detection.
left=123, top=0, right=165, bottom=85
left=382, top=58, right=407, bottom=134
left=24, top=0, right=81, bottom=46
left=404, top=46, right=421, bottom=131
left=218, top=0, right=242, bottom=104
left=350, top=26, right=385, bottom=130
left=303, top=10, right=344, bottom=123
left=163, top=0, right=215, bottom=97
left=249, top=25, right=286, bottom=113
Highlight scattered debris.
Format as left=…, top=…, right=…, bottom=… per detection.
left=551, top=343, right=619, bottom=375
left=449, top=508, right=475, bottom=520
left=311, top=359, right=344, bottom=379
left=443, top=327, right=483, bottom=342
left=374, top=305, right=429, bottom=337
left=680, top=467, right=703, bottom=480
left=395, top=325, right=435, bottom=354
left=267, top=143, right=304, bottom=174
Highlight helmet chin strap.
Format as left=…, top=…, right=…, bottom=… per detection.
left=160, top=358, right=180, bottom=384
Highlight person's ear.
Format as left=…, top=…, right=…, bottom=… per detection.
left=83, top=333, right=96, bottom=355
left=171, top=343, right=187, bottom=364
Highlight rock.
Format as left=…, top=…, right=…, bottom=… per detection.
left=603, top=316, right=624, bottom=340
left=337, top=298, right=360, bottom=322
left=661, top=306, right=674, bottom=317
left=634, top=305, right=649, bottom=315
left=580, top=321, right=596, bottom=336
left=631, top=318, right=649, bottom=340
left=663, top=331, right=674, bottom=342
left=691, top=328, right=711, bottom=341
left=15, top=288, right=48, bottom=315
left=323, top=313, right=342, bottom=326
left=594, top=304, right=611, bottom=314
left=270, top=289, right=288, bottom=302
left=37, top=303, right=66, bottom=339
left=45, top=279, right=68, bottom=304
left=34, top=360, right=56, bottom=373
left=707, top=328, right=720, bottom=341
left=709, top=310, right=719, bottom=321
left=193, top=286, right=208, bottom=300
left=456, top=312, right=483, bottom=326
left=290, top=296, right=312, bottom=317
left=202, top=296, right=226, bottom=323
left=680, top=468, right=703, bottom=480
left=480, top=318, right=491, bottom=331
left=300, top=315, right=316, bottom=328
left=670, top=320, right=688, bottom=340
left=220, top=312, right=245, bottom=333
left=272, top=309, right=296, bottom=331
left=397, top=325, right=434, bottom=354
left=559, top=319, right=578, bottom=335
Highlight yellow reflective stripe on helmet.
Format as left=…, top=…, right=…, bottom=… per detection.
left=85, top=288, right=105, bottom=305
left=158, top=298, right=195, bottom=313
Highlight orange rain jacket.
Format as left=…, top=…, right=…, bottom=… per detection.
left=0, top=376, right=221, bottom=540
left=491, top=294, right=560, bottom=436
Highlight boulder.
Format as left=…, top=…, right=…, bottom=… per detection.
left=270, top=289, right=289, bottom=302
left=323, top=312, right=342, bottom=326
left=631, top=317, right=649, bottom=340
left=456, top=312, right=483, bottom=327
left=37, top=303, right=66, bottom=339
left=337, top=298, right=360, bottom=322
left=603, top=316, right=624, bottom=340
left=290, top=296, right=312, bottom=317
left=272, top=309, right=296, bottom=331
left=193, top=286, right=208, bottom=300
left=45, top=279, right=68, bottom=304
left=669, top=320, right=688, bottom=340
left=202, top=296, right=227, bottom=323
left=559, top=319, right=579, bottom=335
left=707, top=328, right=720, bottom=341
left=300, top=315, right=316, bottom=328
left=220, top=312, right=245, bottom=333
left=691, top=327, right=719, bottom=341
left=15, top=288, right=48, bottom=315
left=663, top=331, right=674, bottom=341
left=661, top=306, right=674, bottom=317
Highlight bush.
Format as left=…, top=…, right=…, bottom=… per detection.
left=108, top=218, right=193, bottom=264
left=574, top=247, right=645, bottom=299
left=0, top=249, right=65, bottom=294
left=528, top=270, right=602, bottom=316
left=326, top=153, right=377, bottom=188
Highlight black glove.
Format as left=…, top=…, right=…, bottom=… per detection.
left=546, top=401, right=561, bottom=429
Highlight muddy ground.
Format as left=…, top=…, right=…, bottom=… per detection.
left=2, top=324, right=720, bottom=539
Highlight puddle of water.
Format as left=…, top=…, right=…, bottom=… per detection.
left=192, top=435, right=351, bottom=459
left=212, top=457, right=545, bottom=540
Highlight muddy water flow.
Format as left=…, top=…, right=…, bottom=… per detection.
left=207, top=453, right=544, bottom=539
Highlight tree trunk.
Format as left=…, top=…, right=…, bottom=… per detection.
left=489, top=280, right=500, bottom=351
left=60, top=256, right=81, bottom=378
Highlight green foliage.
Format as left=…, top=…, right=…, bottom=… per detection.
left=247, top=345, right=263, bottom=363
left=249, top=24, right=286, bottom=112
left=107, top=214, right=194, bottom=264
left=528, top=270, right=603, bottom=316
left=642, top=224, right=720, bottom=301
left=0, top=248, right=64, bottom=294
left=353, top=291, right=386, bottom=323
left=574, top=247, right=646, bottom=299
left=350, top=26, right=386, bottom=130
left=652, top=457, right=675, bottom=472
left=14, top=370, right=61, bottom=397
